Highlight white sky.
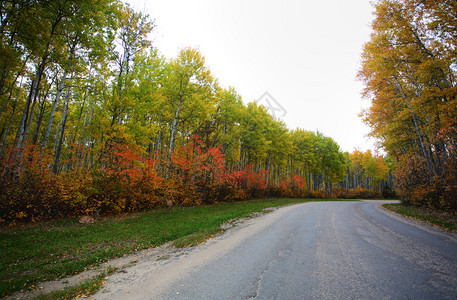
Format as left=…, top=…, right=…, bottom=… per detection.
left=126, top=0, right=376, bottom=153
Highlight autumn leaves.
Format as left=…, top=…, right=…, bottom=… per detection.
left=0, top=1, right=395, bottom=224
left=359, top=0, right=457, bottom=210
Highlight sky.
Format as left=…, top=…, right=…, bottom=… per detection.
left=126, top=0, right=376, bottom=153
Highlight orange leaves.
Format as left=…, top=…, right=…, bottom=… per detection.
left=289, top=175, right=306, bottom=190
left=359, top=0, right=457, bottom=210
left=0, top=146, right=81, bottom=223
left=168, top=136, right=232, bottom=205
left=0, top=136, right=399, bottom=225
left=170, top=136, right=225, bottom=186
left=394, top=154, right=457, bottom=211
left=223, top=170, right=245, bottom=187
left=101, top=142, right=145, bottom=184
left=273, top=174, right=307, bottom=198
left=243, top=165, right=268, bottom=192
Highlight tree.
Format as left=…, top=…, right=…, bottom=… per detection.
left=359, top=0, right=457, bottom=210
left=162, top=47, right=217, bottom=178
left=215, top=87, right=244, bottom=168
left=108, top=4, right=154, bottom=127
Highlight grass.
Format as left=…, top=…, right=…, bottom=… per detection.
left=34, top=267, right=117, bottom=300
left=383, top=203, right=457, bottom=232
left=0, top=198, right=332, bottom=298
left=172, top=228, right=223, bottom=248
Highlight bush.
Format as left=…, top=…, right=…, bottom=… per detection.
left=0, top=139, right=400, bottom=225
left=394, top=155, right=457, bottom=212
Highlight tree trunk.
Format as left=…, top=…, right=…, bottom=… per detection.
left=238, top=142, right=244, bottom=170
left=0, top=54, right=30, bottom=119
left=266, top=151, right=271, bottom=188
left=41, top=69, right=69, bottom=152
left=0, top=100, right=17, bottom=157
left=19, top=89, right=38, bottom=150
left=80, top=92, right=95, bottom=168
left=52, top=88, right=70, bottom=174
left=11, top=78, right=37, bottom=153
left=32, top=94, right=47, bottom=144
left=165, top=94, right=183, bottom=178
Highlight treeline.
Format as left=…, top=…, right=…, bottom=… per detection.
left=0, top=0, right=392, bottom=223
left=359, top=0, right=457, bottom=211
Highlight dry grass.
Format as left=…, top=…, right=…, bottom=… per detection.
left=384, top=204, right=457, bottom=232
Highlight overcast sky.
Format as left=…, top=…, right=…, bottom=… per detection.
left=126, top=0, right=376, bottom=153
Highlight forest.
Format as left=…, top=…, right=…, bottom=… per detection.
left=0, top=0, right=393, bottom=224
left=359, top=0, right=457, bottom=211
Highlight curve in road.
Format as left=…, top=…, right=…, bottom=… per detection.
left=95, top=201, right=457, bottom=299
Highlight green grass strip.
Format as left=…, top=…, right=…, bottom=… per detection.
left=384, top=203, right=457, bottom=232
left=34, top=267, right=117, bottom=300
left=0, top=198, right=333, bottom=297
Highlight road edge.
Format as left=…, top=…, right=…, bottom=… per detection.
left=375, top=202, right=457, bottom=240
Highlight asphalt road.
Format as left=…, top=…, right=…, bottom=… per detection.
left=95, top=201, right=457, bottom=299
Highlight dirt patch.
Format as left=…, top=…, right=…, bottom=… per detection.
left=220, top=207, right=278, bottom=230
left=9, top=242, right=177, bottom=299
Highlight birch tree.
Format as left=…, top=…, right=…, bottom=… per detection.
left=163, top=47, right=217, bottom=178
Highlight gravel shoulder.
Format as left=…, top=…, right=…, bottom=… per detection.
left=13, top=200, right=457, bottom=299
left=10, top=207, right=281, bottom=299
left=91, top=200, right=457, bottom=299
left=92, top=205, right=295, bottom=299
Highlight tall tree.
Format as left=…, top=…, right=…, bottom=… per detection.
left=163, top=47, right=217, bottom=178
left=359, top=0, right=457, bottom=209
left=108, top=4, right=154, bottom=127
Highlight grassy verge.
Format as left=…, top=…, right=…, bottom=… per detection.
left=34, top=267, right=117, bottom=300
left=0, top=198, right=328, bottom=297
left=383, top=203, right=457, bottom=232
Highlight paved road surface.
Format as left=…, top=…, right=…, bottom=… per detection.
left=95, top=201, right=457, bottom=299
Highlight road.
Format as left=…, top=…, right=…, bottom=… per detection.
left=95, top=201, right=457, bottom=299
